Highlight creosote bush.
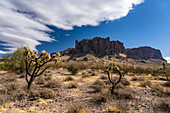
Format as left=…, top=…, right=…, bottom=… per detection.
left=67, top=64, right=79, bottom=75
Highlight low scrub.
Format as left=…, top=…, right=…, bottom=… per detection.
left=66, top=104, right=86, bottom=113
left=139, top=80, right=152, bottom=88
left=44, top=79, right=61, bottom=88
left=64, top=76, right=74, bottom=81
left=67, top=64, right=79, bottom=75
left=67, top=82, right=79, bottom=89
left=34, top=88, right=56, bottom=99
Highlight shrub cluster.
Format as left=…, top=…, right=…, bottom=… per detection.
left=67, top=64, right=79, bottom=75
left=0, top=47, right=25, bottom=74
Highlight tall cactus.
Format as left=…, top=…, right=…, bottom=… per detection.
left=162, top=61, right=169, bottom=80
left=24, top=46, right=60, bottom=89
left=105, top=63, right=124, bottom=94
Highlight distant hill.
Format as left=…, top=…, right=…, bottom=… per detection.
left=126, top=46, right=166, bottom=61
left=60, top=37, right=166, bottom=62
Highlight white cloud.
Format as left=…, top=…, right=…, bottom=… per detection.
left=0, top=0, right=143, bottom=54
left=164, top=57, right=170, bottom=63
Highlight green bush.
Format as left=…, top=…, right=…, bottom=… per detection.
left=67, top=64, right=79, bottom=75
left=0, top=47, right=25, bottom=73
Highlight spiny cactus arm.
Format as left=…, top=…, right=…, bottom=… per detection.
left=36, top=66, right=53, bottom=77
left=31, top=59, right=38, bottom=77
left=25, top=59, right=31, bottom=76
left=106, top=70, right=114, bottom=85
left=113, top=66, right=123, bottom=87
left=37, top=58, right=53, bottom=68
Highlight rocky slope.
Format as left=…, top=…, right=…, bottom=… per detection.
left=126, top=46, right=166, bottom=61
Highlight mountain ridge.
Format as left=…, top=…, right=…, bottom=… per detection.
left=60, top=37, right=166, bottom=62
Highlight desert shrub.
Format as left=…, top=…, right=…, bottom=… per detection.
left=0, top=74, right=17, bottom=84
left=5, top=82, right=20, bottom=93
left=139, top=80, right=152, bottom=87
left=121, top=78, right=130, bottom=86
left=81, top=74, right=90, bottom=78
left=2, top=82, right=27, bottom=102
left=90, top=64, right=106, bottom=70
left=156, top=100, right=170, bottom=112
left=105, top=87, right=135, bottom=100
left=99, top=75, right=107, bottom=80
left=12, top=89, right=27, bottom=101
left=91, top=73, right=97, bottom=76
left=67, top=82, right=79, bottom=89
left=36, top=88, right=56, bottom=99
left=131, top=76, right=144, bottom=81
left=44, top=74, right=52, bottom=81
left=66, top=104, right=86, bottom=113
left=92, top=95, right=106, bottom=105
left=44, top=79, right=60, bottom=88
left=19, top=74, right=25, bottom=78
left=0, top=47, right=26, bottom=74
left=162, top=81, right=170, bottom=87
left=64, top=76, right=74, bottom=81
left=93, top=79, right=105, bottom=86
left=88, top=80, right=105, bottom=93
left=67, top=64, right=79, bottom=75
left=36, top=77, right=45, bottom=85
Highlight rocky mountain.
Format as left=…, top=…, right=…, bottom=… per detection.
left=126, top=46, right=166, bottom=61
left=60, top=37, right=166, bottom=62
left=61, top=37, right=126, bottom=57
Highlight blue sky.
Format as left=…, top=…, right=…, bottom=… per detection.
left=0, top=0, right=170, bottom=62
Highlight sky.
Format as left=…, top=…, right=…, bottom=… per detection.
left=0, top=0, right=170, bottom=62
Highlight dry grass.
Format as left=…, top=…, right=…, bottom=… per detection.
left=64, top=76, right=74, bottom=81
left=81, top=74, right=90, bottom=78
left=36, top=76, right=45, bottom=85
left=33, top=88, right=56, bottom=99
left=139, top=80, right=153, bottom=88
left=99, top=75, right=107, bottom=80
left=44, top=79, right=61, bottom=88
left=131, top=76, right=144, bottom=81
left=66, top=104, right=86, bottom=113
left=67, top=82, right=79, bottom=89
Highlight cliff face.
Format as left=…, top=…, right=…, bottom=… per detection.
left=64, top=37, right=126, bottom=57
left=126, top=46, right=166, bottom=61
left=60, top=37, right=166, bottom=62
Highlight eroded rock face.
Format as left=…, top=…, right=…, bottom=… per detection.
left=62, top=37, right=126, bottom=57
left=126, top=46, right=166, bottom=61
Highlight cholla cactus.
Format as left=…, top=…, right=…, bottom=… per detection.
left=24, top=46, right=60, bottom=89
left=162, top=61, right=169, bottom=80
left=105, top=63, right=124, bottom=94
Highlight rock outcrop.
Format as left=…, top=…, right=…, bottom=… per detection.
left=126, top=46, right=166, bottom=61
left=60, top=37, right=166, bottom=62
left=61, top=37, right=126, bottom=57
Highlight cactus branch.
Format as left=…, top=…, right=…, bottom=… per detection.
left=105, top=63, right=124, bottom=94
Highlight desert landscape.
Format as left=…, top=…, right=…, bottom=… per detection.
left=0, top=37, right=169, bottom=113
left=0, top=0, right=170, bottom=113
